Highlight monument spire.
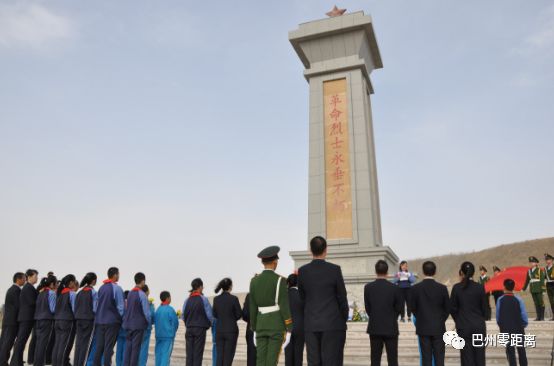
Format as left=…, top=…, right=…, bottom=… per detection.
left=289, top=11, right=398, bottom=303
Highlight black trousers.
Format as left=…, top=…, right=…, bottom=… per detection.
left=369, top=335, right=398, bottom=366
left=93, top=323, right=120, bottom=366
left=215, top=331, right=238, bottom=366
left=418, top=335, right=444, bottom=366
left=185, top=327, right=206, bottom=366
left=484, top=293, right=492, bottom=321
left=27, top=330, right=36, bottom=365
left=123, top=329, right=144, bottom=366
left=45, top=330, right=55, bottom=365
left=285, top=330, right=304, bottom=366
left=305, top=330, right=346, bottom=366
left=399, top=288, right=411, bottom=319
left=52, top=320, right=74, bottom=366
left=245, top=329, right=256, bottom=366
left=10, top=321, right=34, bottom=366
left=506, top=344, right=527, bottom=366
left=34, top=320, right=54, bottom=366
left=73, top=320, right=94, bottom=366
left=459, top=337, right=485, bottom=366
left=0, top=325, right=18, bottom=366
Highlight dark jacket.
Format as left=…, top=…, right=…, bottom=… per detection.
left=450, top=281, right=487, bottom=338
left=364, top=278, right=403, bottom=336
left=213, top=292, right=242, bottom=334
left=74, top=288, right=95, bottom=320
left=298, top=259, right=349, bottom=332
left=54, top=291, right=75, bottom=321
left=242, top=294, right=252, bottom=330
left=496, top=294, right=527, bottom=334
left=183, top=293, right=213, bottom=329
left=288, top=287, right=304, bottom=335
left=410, top=278, right=450, bottom=336
left=18, top=283, right=38, bottom=322
left=2, top=284, right=21, bottom=326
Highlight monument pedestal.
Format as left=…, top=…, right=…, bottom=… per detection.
left=289, top=11, right=398, bottom=304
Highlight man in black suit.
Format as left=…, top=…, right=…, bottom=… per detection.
left=0, top=273, right=26, bottom=366
left=364, top=260, right=402, bottom=366
left=297, top=236, right=349, bottom=366
left=10, top=269, right=38, bottom=366
left=285, top=274, right=304, bottom=366
left=409, top=261, right=450, bottom=366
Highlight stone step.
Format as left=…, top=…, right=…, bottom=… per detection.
left=144, top=320, right=554, bottom=365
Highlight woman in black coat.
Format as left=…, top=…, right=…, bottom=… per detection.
left=212, top=278, right=242, bottom=366
left=450, top=261, right=487, bottom=366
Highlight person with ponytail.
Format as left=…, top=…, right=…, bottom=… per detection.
left=52, top=274, right=77, bottom=366
left=73, top=273, right=98, bottom=366
left=450, top=261, right=487, bottom=366
left=393, top=260, right=416, bottom=322
left=212, top=278, right=242, bottom=366
left=33, top=276, right=57, bottom=366
left=182, top=278, right=214, bottom=366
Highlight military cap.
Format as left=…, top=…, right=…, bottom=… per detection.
left=258, top=245, right=280, bottom=260
left=479, top=265, right=487, bottom=272
left=545, top=253, right=553, bottom=260
left=492, top=266, right=501, bottom=272
left=528, top=256, right=539, bottom=263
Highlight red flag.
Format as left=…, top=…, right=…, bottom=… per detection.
left=484, top=266, right=529, bottom=293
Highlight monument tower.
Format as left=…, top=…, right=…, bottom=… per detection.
left=289, top=8, right=398, bottom=302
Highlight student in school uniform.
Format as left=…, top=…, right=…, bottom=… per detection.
left=154, top=292, right=179, bottom=366
left=74, top=273, right=98, bottom=366
left=93, top=267, right=125, bottom=366
left=393, top=261, right=416, bottom=322
left=33, top=276, right=57, bottom=366
left=10, top=269, right=39, bottom=366
left=182, top=278, right=214, bottom=366
left=138, top=285, right=155, bottom=366
left=52, top=275, right=78, bottom=366
left=116, top=291, right=129, bottom=366
left=450, top=262, right=487, bottom=366
left=122, top=273, right=150, bottom=366
left=0, top=272, right=25, bottom=366
left=212, top=278, right=242, bottom=366
left=496, top=279, right=528, bottom=366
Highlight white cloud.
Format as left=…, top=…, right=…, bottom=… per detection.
left=512, top=4, right=554, bottom=56
left=0, top=2, right=75, bottom=50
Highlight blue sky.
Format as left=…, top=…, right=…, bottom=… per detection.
left=1, top=0, right=553, bottom=302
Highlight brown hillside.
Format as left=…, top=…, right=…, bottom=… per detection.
left=408, top=237, right=554, bottom=286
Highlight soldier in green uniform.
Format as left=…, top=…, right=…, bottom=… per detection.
left=249, top=246, right=293, bottom=366
left=544, top=253, right=554, bottom=321
left=522, top=256, right=546, bottom=321
left=478, top=265, right=491, bottom=320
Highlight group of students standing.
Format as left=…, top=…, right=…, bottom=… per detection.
left=1, top=243, right=551, bottom=366
left=0, top=269, right=179, bottom=366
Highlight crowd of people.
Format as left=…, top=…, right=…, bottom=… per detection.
left=0, top=236, right=552, bottom=366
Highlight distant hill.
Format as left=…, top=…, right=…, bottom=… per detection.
left=408, top=237, right=554, bottom=286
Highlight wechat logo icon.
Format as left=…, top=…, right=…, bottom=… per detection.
left=443, top=330, right=466, bottom=350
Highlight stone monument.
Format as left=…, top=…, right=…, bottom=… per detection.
left=289, top=8, right=398, bottom=303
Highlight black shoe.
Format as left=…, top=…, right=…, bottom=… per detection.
left=408, top=317, right=412, bottom=322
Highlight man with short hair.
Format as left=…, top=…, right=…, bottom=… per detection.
left=10, top=269, right=38, bottom=366
left=0, top=273, right=26, bottom=366
left=122, top=273, right=150, bottom=366
left=410, top=261, right=450, bottom=366
left=93, top=267, right=125, bottom=366
left=297, top=236, right=349, bottom=366
left=364, top=260, right=402, bottom=366
left=496, top=279, right=528, bottom=366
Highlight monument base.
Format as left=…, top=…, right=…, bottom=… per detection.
left=290, top=246, right=398, bottom=306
